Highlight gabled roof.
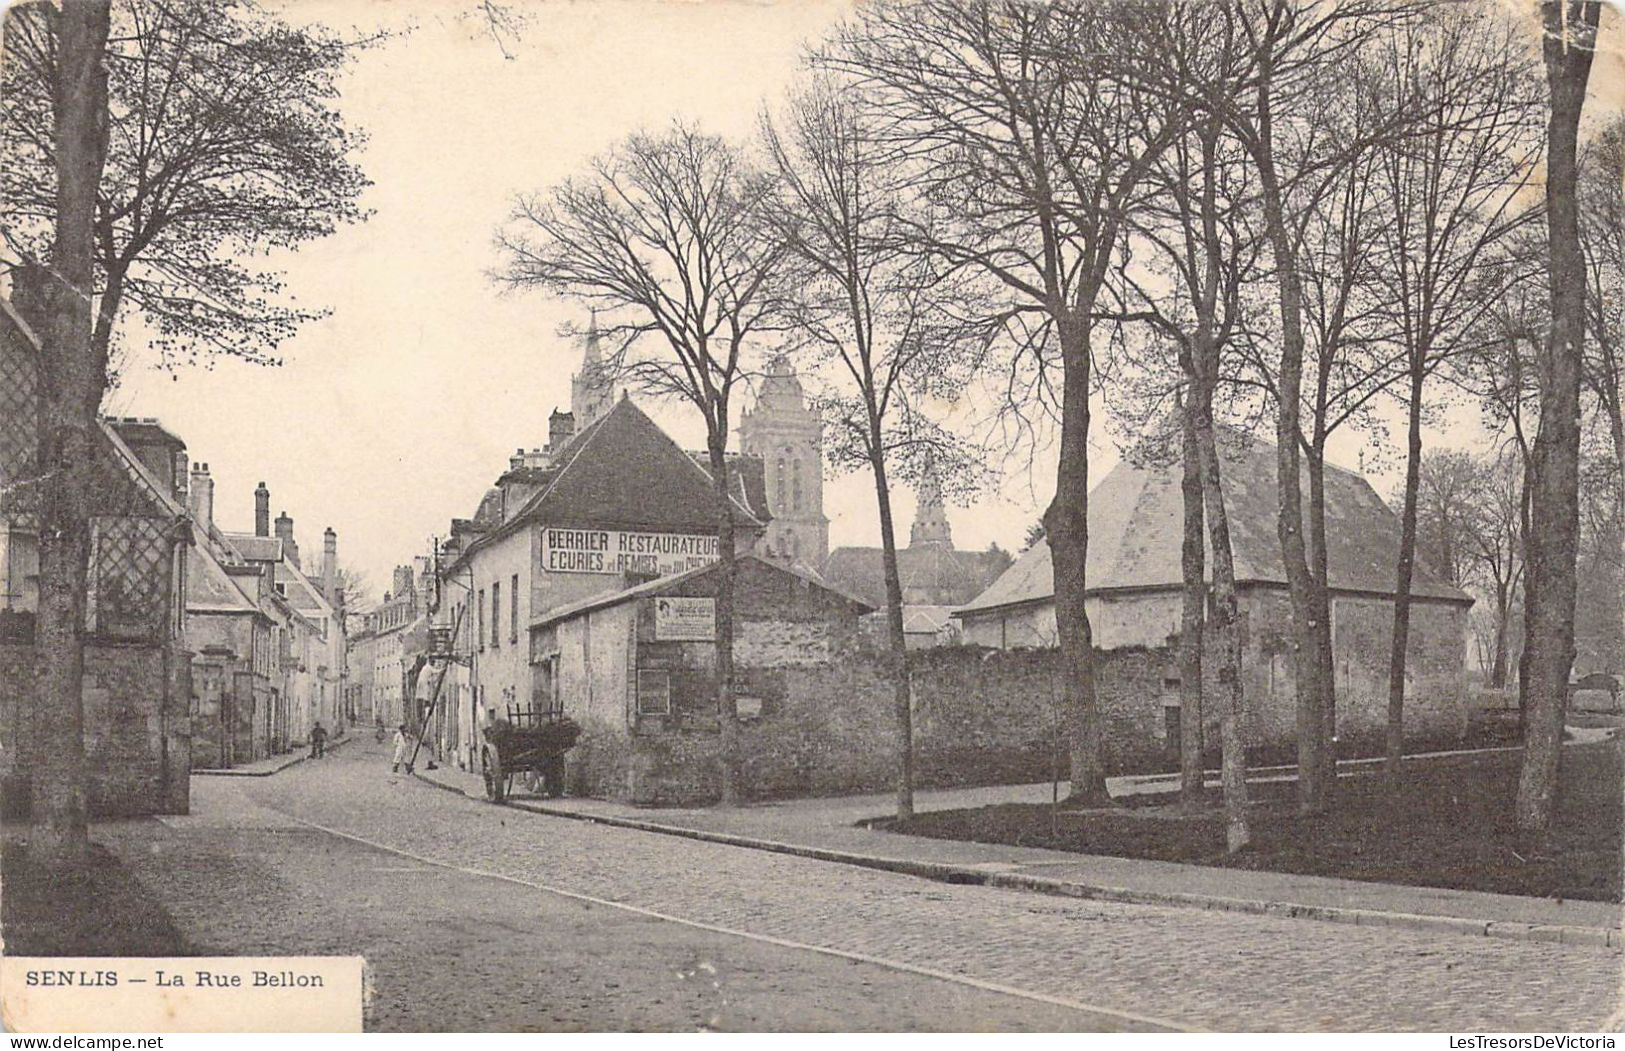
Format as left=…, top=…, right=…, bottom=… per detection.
left=535, top=553, right=874, bottom=628
left=98, top=421, right=188, bottom=520
left=218, top=529, right=335, bottom=621
left=185, top=541, right=265, bottom=617
left=275, top=559, right=333, bottom=617
left=224, top=533, right=284, bottom=563
left=957, top=432, right=1473, bottom=616
left=900, top=605, right=955, bottom=635
left=452, top=397, right=765, bottom=569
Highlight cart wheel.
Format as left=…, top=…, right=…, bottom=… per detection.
left=481, top=746, right=506, bottom=803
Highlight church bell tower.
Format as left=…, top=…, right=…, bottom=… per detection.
left=738, top=356, right=828, bottom=566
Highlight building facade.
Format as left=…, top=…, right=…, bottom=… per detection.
left=347, top=561, right=432, bottom=729
left=412, top=328, right=772, bottom=772
left=0, top=291, right=191, bottom=815
left=953, top=433, right=1476, bottom=756
left=533, top=554, right=871, bottom=804
left=425, top=393, right=771, bottom=772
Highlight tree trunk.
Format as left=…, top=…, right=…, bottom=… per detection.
left=1192, top=361, right=1249, bottom=852
left=1387, top=368, right=1426, bottom=773
left=1306, top=439, right=1336, bottom=793
left=707, top=433, right=740, bottom=806
left=870, top=438, right=913, bottom=820
left=1255, top=135, right=1333, bottom=816
left=1491, top=581, right=1511, bottom=689
left=26, top=0, right=113, bottom=866
left=1516, top=0, right=1599, bottom=847
left=1607, top=387, right=1625, bottom=680
left=1178, top=391, right=1206, bottom=808
left=1045, top=311, right=1109, bottom=806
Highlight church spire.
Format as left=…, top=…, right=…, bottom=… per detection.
left=572, top=310, right=613, bottom=426
left=910, top=455, right=953, bottom=549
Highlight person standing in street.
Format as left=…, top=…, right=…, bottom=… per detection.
left=392, top=724, right=411, bottom=774
left=310, top=721, right=328, bottom=759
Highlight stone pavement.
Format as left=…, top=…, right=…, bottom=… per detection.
left=220, top=742, right=1622, bottom=1031
left=413, top=754, right=1624, bottom=944
left=194, top=733, right=355, bottom=777
left=124, top=773, right=1120, bottom=1031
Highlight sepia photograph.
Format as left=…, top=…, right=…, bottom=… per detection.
left=0, top=0, right=1622, bottom=1035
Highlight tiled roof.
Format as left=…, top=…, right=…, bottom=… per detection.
left=458, top=399, right=765, bottom=569
left=958, top=431, right=1473, bottom=615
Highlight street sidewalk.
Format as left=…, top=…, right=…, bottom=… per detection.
left=193, top=732, right=355, bottom=777
left=412, top=757, right=1622, bottom=949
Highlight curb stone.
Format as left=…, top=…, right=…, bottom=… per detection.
left=193, top=735, right=355, bottom=777
left=409, top=768, right=1622, bottom=951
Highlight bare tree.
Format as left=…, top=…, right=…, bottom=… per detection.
left=824, top=0, right=1175, bottom=804
left=1414, top=447, right=1524, bottom=688
left=1517, top=0, right=1603, bottom=847
left=1112, top=0, right=1267, bottom=845
left=7, top=0, right=113, bottom=864
left=1146, top=0, right=1421, bottom=814
left=1411, top=449, right=1486, bottom=589
left=1368, top=8, right=1544, bottom=772
left=496, top=122, right=794, bottom=805
left=762, top=77, right=985, bottom=819
left=334, top=565, right=375, bottom=610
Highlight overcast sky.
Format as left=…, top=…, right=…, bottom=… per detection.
left=107, top=0, right=1624, bottom=596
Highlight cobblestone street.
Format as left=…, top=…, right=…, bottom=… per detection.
left=100, top=742, right=1625, bottom=1032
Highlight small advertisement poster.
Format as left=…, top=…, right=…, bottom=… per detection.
left=654, top=596, right=715, bottom=641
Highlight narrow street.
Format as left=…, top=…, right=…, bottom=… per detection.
left=87, top=741, right=1623, bottom=1033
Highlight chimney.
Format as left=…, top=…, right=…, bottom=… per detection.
left=322, top=527, right=338, bottom=605
left=392, top=564, right=414, bottom=600
left=189, top=463, right=215, bottom=531
left=275, top=511, right=299, bottom=567
left=509, top=447, right=526, bottom=471
left=255, top=482, right=270, bottom=537
left=549, top=409, right=576, bottom=451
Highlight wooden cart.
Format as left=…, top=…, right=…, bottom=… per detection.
left=479, top=707, right=582, bottom=803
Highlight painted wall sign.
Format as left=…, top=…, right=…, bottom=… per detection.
left=541, top=528, right=719, bottom=577
left=654, top=596, right=715, bottom=641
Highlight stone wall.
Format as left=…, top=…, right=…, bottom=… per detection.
left=563, top=606, right=1468, bottom=804
left=1238, top=587, right=1470, bottom=754
left=0, top=637, right=191, bottom=817
left=553, top=569, right=1469, bottom=806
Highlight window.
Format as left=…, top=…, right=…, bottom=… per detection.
left=477, top=589, right=485, bottom=651
left=775, top=457, right=786, bottom=511
left=0, top=525, right=39, bottom=612
left=510, top=573, right=519, bottom=644
left=491, top=582, right=501, bottom=648
left=636, top=669, right=671, bottom=716
left=791, top=457, right=803, bottom=512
